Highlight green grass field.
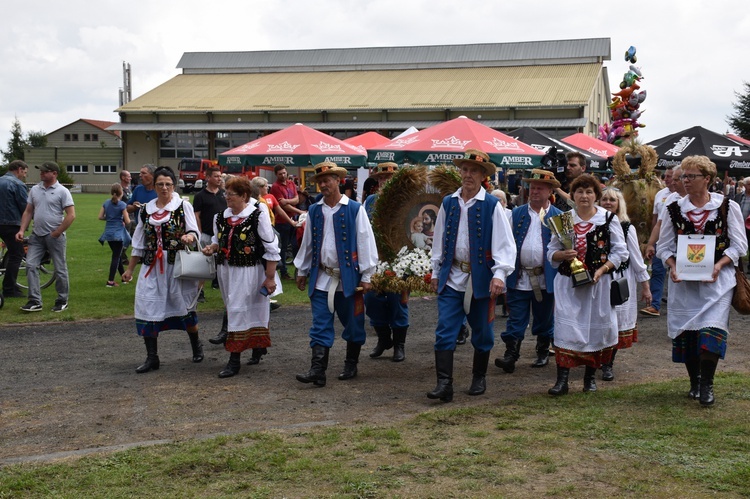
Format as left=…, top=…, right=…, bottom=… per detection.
left=0, top=193, right=308, bottom=324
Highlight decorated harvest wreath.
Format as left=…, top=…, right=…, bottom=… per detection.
left=369, top=164, right=461, bottom=293
left=607, top=140, right=662, bottom=248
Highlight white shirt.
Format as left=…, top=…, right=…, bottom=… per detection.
left=516, top=205, right=546, bottom=291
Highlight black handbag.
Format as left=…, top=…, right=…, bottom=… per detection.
left=610, top=276, right=629, bottom=306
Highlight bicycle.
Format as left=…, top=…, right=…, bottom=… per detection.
left=0, top=238, right=56, bottom=293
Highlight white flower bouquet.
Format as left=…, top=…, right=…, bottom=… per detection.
left=370, top=246, right=433, bottom=294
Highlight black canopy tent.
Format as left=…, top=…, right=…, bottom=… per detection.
left=648, top=126, right=750, bottom=173
left=508, top=127, right=611, bottom=172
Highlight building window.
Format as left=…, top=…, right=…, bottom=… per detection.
left=67, top=165, right=88, bottom=173
left=92, top=133, right=98, bottom=142
left=72, top=134, right=79, bottom=141
left=84, top=134, right=91, bottom=141
left=94, top=165, right=117, bottom=174
left=214, top=131, right=260, bottom=155
left=159, top=131, right=209, bottom=159
left=64, top=134, right=71, bottom=141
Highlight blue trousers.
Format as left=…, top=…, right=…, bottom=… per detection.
left=650, top=255, right=666, bottom=311
left=500, top=288, right=554, bottom=342
left=434, top=286, right=495, bottom=353
left=364, top=291, right=409, bottom=328
left=308, top=289, right=365, bottom=348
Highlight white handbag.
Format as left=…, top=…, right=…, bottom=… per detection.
left=174, top=241, right=216, bottom=280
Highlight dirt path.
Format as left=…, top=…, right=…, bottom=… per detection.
left=1, top=297, right=749, bottom=464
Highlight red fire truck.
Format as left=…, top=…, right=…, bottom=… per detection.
left=177, top=158, right=219, bottom=193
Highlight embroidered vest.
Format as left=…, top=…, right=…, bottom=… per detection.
left=140, top=203, right=187, bottom=266
left=307, top=200, right=362, bottom=298
left=215, top=210, right=263, bottom=267
left=506, top=204, right=561, bottom=291
left=558, top=212, right=615, bottom=277
left=615, top=221, right=631, bottom=272
left=437, top=193, right=498, bottom=299
left=666, top=197, right=729, bottom=261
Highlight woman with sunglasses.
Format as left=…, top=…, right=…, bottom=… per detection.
left=598, top=187, right=651, bottom=381
left=657, top=156, right=747, bottom=406
left=123, top=166, right=205, bottom=373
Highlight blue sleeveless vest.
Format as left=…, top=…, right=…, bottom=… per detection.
left=505, top=203, right=561, bottom=291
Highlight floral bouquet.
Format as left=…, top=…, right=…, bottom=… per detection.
left=370, top=246, right=433, bottom=294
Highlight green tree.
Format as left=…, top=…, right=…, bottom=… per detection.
left=727, top=81, right=750, bottom=139
left=26, top=130, right=48, bottom=148
left=1, top=117, right=26, bottom=163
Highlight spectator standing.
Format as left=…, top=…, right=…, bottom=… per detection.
left=119, top=170, right=133, bottom=203
left=0, top=160, right=29, bottom=298
left=270, top=164, right=304, bottom=279
left=98, top=183, right=132, bottom=287
left=127, top=164, right=157, bottom=232
left=193, top=167, right=227, bottom=302
left=16, top=162, right=76, bottom=312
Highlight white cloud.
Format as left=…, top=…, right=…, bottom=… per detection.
left=1, top=0, right=748, bottom=153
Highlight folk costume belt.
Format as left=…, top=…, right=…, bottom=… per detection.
left=453, top=259, right=473, bottom=314
left=320, top=264, right=341, bottom=313
left=523, top=266, right=544, bottom=302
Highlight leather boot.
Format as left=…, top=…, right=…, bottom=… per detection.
left=247, top=347, right=267, bottom=365
left=548, top=365, right=569, bottom=396
left=531, top=336, right=551, bottom=368
left=699, top=355, right=719, bottom=406
left=369, top=326, right=393, bottom=358
left=296, top=345, right=329, bottom=387
left=209, top=310, right=228, bottom=345
left=427, top=350, right=454, bottom=402
left=188, top=332, right=204, bottom=362
left=136, top=337, right=160, bottom=373
left=456, top=324, right=469, bottom=345
left=601, top=349, right=617, bottom=381
left=392, top=327, right=407, bottom=362
left=218, top=352, right=241, bottom=378
left=583, top=366, right=597, bottom=392
left=468, top=349, right=490, bottom=396
left=685, top=358, right=701, bottom=400
left=338, top=342, right=361, bottom=380
left=494, top=338, right=521, bottom=373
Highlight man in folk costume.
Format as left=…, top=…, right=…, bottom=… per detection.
left=428, top=149, right=516, bottom=402
left=363, top=162, right=411, bottom=362
left=495, top=169, right=561, bottom=374
left=294, top=161, right=379, bottom=387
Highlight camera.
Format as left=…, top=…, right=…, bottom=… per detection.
left=539, top=146, right=568, bottom=186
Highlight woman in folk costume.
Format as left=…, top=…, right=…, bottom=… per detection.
left=657, top=155, right=747, bottom=406
left=202, top=176, right=280, bottom=377
left=547, top=174, right=628, bottom=395
left=598, top=187, right=651, bottom=381
left=123, top=166, right=205, bottom=373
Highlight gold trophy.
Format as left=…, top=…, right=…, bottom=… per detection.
left=542, top=210, right=593, bottom=288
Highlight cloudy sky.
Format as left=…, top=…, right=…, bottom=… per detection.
left=1, top=0, right=748, bottom=152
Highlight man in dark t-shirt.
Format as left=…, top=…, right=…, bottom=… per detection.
left=193, top=168, right=226, bottom=301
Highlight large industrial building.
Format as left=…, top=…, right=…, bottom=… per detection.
left=110, top=37, right=613, bottom=175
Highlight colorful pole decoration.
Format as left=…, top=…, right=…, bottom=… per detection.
left=599, top=46, right=647, bottom=146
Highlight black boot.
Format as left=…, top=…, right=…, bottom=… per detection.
left=468, top=350, right=490, bottom=396
left=218, top=352, right=241, bottom=378
left=456, top=324, right=469, bottom=345
left=188, top=332, right=204, bottom=363
left=392, top=327, right=407, bottom=362
left=548, top=365, right=570, bottom=396
left=583, top=366, right=597, bottom=392
left=685, top=358, right=701, bottom=400
left=601, top=349, right=617, bottom=381
left=136, top=337, right=160, bottom=373
left=369, top=326, right=393, bottom=358
left=427, top=350, right=454, bottom=402
left=296, top=345, right=329, bottom=387
left=494, top=338, right=522, bottom=373
left=699, top=356, right=719, bottom=406
left=247, top=347, right=267, bottom=365
left=531, top=336, right=551, bottom=368
left=209, top=311, right=228, bottom=345
left=338, top=342, right=361, bottom=380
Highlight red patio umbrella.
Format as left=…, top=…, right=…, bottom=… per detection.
left=343, top=131, right=390, bottom=154
left=219, top=123, right=367, bottom=168
left=727, top=133, right=750, bottom=147
left=562, top=133, right=620, bottom=159
left=368, top=116, right=543, bottom=168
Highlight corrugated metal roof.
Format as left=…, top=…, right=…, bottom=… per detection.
left=178, top=38, right=610, bottom=74
left=118, top=64, right=600, bottom=113
left=107, top=118, right=587, bottom=132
